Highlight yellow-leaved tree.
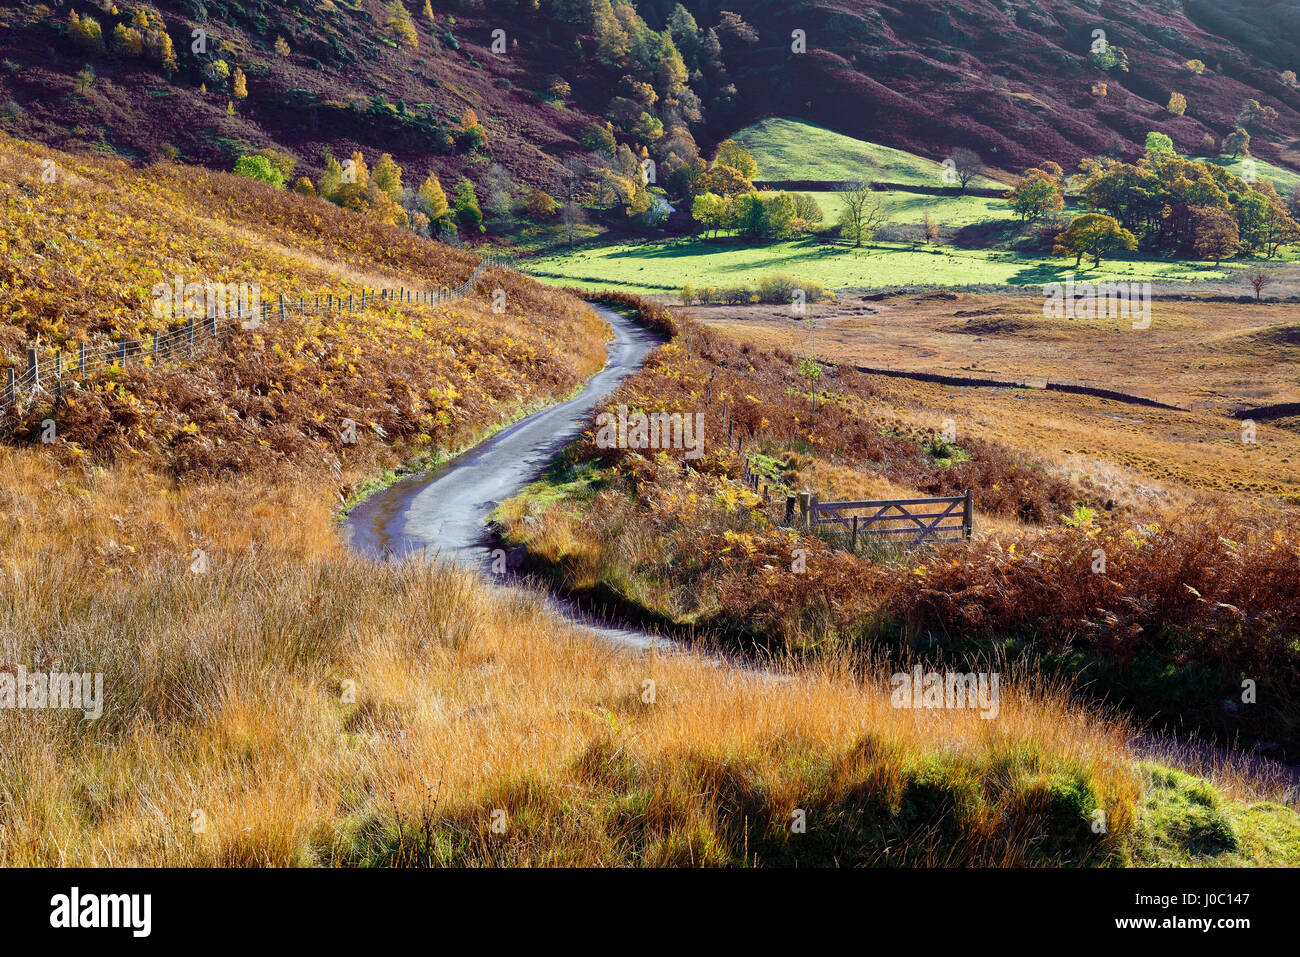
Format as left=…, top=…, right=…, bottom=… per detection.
left=386, top=1, right=419, bottom=50
left=372, top=153, right=403, bottom=202
left=418, top=173, right=450, bottom=229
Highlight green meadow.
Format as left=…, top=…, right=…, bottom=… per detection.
left=810, top=190, right=1021, bottom=227
left=521, top=237, right=1237, bottom=294
left=733, top=116, right=1005, bottom=188
left=1192, top=154, right=1300, bottom=195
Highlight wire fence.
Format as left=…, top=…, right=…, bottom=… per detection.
left=1, top=254, right=515, bottom=410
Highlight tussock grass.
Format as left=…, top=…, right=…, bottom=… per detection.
left=498, top=296, right=1300, bottom=757
left=0, top=446, right=1186, bottom=867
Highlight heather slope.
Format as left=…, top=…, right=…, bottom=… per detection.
left=2, top=0, right=1297, bottom=193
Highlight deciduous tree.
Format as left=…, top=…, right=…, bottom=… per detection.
left=1052, top=213, right=1137, bottom=266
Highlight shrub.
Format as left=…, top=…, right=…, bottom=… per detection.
left=67, top=12, right=105, bottom=56
left=233, top=154, right=285, bottom=188
left=111, top=24, right=143, bottom=56
left=253, top=148, right=296, bottom=181
left=453, top=177, right=484, bottom=233
left=719, top=284, right=754, bottom=305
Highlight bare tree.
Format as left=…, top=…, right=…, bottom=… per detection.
left=561, top=200, right=584, bottom=248
left=922, top=210, right=940, bottom=243
left=560, top=156, right=590, bottom=204
left=836, top=180, right=887, bottom=248
left=949, top=146, right=984, bottom=192
left=1248, top=270, right=1274, bottom=301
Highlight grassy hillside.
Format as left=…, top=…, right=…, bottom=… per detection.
left=3, top=1, right=1298, bottom=199
left=0, top=133, right=607, bottom=473
left=735, top=118, right=1005, bottom=187
left=1193, top=154, right=1300, bottom=195
left=705, top=0, right=1300, bottom=173
left=0, top=0, right=613, bottom=191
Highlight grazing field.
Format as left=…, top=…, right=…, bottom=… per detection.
left=812, top=190, right=1025, bottom=229
left=688, top=293, right=1300, bottom=418
left=523, top=238, right=1237, bottom=294
left=733, top=117, right=1007, bottom=187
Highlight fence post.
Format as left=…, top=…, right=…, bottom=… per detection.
left=4, top=366, right=13, bottom=404
left=785, top=495, right=796, bottom=525
left=799, top=491, right=811, bottom=527
left=963, top=488, right=974, bottom=539
left=348, top=294, right=353, bottom=312
left=26, top=348, right=39, bottom=391
left=153, top=332, right=160, bottom=356
left=79, top=343, right=86, bottom=380
left=187, top=317, right=195, bottom=355
left=119, top=341, right=128, bottom=366
left=851, top=516, right=859, bottom=553
left=279, top=295, right=286, bottom=321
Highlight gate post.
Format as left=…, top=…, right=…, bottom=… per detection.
left=963, top=488, right=974, bottom=539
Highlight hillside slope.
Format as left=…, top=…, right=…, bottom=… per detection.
left=0, top=133, right=607, bottom=474
left=2, top=1, right=1296, bottom=193
left=0, top=0, right=606, bottom=190
left=672, top=0, right=1300, bottom=173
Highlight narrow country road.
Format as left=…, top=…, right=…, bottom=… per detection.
left=344, top=303, right=667, bottom=647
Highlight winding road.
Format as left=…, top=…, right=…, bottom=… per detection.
left=344, top=304, right=670, bottom=648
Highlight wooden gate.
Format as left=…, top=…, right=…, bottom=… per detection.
left=810, top=490, right=973, bottom=546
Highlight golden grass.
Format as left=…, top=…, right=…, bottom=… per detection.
left=0, top=445, right=1167, bottom=866
left=689, top=292, right=1300, bottom=415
